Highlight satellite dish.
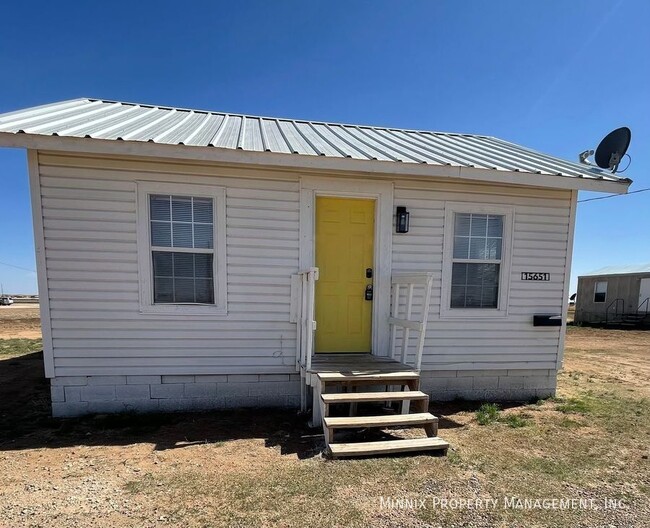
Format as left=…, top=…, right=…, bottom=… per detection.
left=594, top=127, right=631, bottom=173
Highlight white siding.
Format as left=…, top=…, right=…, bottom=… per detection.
left=37, top=150, right=570, bottom=378
left=38, top=152, right=300, bottom=376
left=392, top=181, right=571, bottom=371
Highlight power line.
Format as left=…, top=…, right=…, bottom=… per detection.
left=578, top=188, right=650, bottom=203
left=0, top=260, right=36, bottom=273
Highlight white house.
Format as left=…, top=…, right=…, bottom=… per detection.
left=0, top=99, right=630, bottom=456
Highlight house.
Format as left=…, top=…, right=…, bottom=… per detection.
left=574, top=264, right=650, bottom=327
left=0, top=98, right=631, bottom=456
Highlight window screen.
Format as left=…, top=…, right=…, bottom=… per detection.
left=149, top=195, right=215, bottom=304
left=450, top=213, right=503, bottom=309
left=594, top=281, right=607, bottom=303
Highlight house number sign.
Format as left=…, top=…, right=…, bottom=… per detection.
left=521, top=272, right=550, bottom=281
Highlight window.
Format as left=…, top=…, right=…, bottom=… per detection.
left=150, top=195, right=215, bottom=304
left=137, top=182, right=226, bottom=314
left=450, top=213, right=503, bottom=308
left=594, top=281, right=607, bottom=303
left=441, top=204, right=513, bottom=318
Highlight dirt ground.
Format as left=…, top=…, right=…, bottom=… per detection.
left=0, top=322, right=648, bottom=527
left=0, top=304, right=41, bottom=339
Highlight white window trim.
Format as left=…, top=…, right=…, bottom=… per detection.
left=136, top=181, right=227, bottom=315
left=593, top=280, right=608, bottom=303
left=440, top=202, right=514, bottom=319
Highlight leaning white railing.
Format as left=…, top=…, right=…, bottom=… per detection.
left=291, top=267, right=319, bottom=372
left=388, top=272, right=435, bottom=371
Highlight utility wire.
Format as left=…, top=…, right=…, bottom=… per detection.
left=578, top=188, right=650, bottom=203
left=0, top=260, right=36, bottom=273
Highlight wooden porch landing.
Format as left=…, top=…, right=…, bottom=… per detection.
left=308, top=353, right=417, bottom=375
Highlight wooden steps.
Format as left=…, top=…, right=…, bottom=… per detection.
left=317, top=371, right=419, bottom=382
left=329, top=437, right=449, bottom=457
left=316, top=370, right=449, bottom=458
left=324, top=412, right=436, bottom=429
left=321, top=390, right=428, bottom=404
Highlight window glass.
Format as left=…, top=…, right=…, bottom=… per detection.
left=594, top=281, right=607, bottom=303
left=451, top=213, right=504, bottom=309
left=150, top=194, right=215, bottom=305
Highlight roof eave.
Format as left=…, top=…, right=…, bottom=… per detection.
left=579, top=270, right=650, bottom=278
left=0, top=132, right=631, bottom=194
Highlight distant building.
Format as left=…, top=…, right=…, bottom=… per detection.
left=575, top=264, right=650, bottom=327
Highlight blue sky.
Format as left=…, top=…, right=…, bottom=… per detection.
left=0, top=0, right=648, bottom=294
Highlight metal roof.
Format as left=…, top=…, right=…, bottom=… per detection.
left=0, top=98, right=628, bottom=183
left=581, top=264, right=650, bottom=277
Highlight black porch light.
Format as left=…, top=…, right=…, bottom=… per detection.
left=396, top=206, right=410, bottom=233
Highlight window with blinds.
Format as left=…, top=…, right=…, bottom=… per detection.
left=450, top=212, right=504, bottom=309
left=149, top=195, right=215, bottom=304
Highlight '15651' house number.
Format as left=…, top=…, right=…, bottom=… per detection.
left=521, top=272, right=551, bottom=281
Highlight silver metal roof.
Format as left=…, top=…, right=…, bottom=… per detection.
left=0, top=98, right=627, bottom=182
left=581, top=263, right=650, bottom=277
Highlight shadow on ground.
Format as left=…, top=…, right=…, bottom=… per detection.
left=0, top=351, right=529, bottom=458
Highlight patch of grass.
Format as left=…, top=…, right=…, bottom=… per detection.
left=553, top=391, right=649, bottom=435
left=0, top=338, right=42, bottom=357
left=124, top=474, right=156, bottom=493
left=519, top=457, right=577, bottom=480
left=446, top=449, right=463, bottom=466
left=476, top=403, right=500, bottom=425
left=500, top=414, right=530, bottom=428
left=476, top=403, right=532, bottom=428
left=558, top=417, right=582, bottom=428
left=556, top=397, right=591, bottom=414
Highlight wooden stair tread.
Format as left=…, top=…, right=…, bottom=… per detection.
left=329, top=437, right=449, bottom=457
left=318, top=371, right=419, bottom=382
left=321, top=390, right=428, bottom=404
left=324, top=412, right=436, bottom=429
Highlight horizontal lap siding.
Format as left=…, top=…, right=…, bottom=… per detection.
left=38, top=153, right=300, bottom=376
left=393, top=182, right=571, bottom=370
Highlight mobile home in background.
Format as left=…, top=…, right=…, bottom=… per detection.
left=575, top=264, right=650, bottom=328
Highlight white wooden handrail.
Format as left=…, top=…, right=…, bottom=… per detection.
left=292, top=267, right=319, bottom=372
left=389, top=272, right=434, bottom=370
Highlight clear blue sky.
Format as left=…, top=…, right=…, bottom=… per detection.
left=0, top=0, right=648, bottom=295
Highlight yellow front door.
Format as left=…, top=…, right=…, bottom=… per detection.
left=315, top=197, right=375, bottom=353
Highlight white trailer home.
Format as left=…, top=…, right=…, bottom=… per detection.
left=0, top=99, right=630, bottom=456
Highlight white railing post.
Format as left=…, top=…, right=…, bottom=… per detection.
left=400, top=283, right=414, bottom=364
left=305, top=268, right=318, bottom=372
left=301, top=272, right=308, bottom=367
left=293, top=267, right=319, bottom=372
left=414, top=274, right=433, bottom=370
left=389, top=283, right=400, bottom=361
left=388, top=272, right=434, bottom=371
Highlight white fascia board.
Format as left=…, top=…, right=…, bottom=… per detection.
left=0, top=132, right=631, bottom=194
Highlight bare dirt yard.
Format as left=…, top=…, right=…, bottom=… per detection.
left=0, top=304, right=41, bottom=339
left=0, top=321, right=648, bottom=527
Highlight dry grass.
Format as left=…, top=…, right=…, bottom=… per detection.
left=0, top=304, right=41, bottom=339
left=0, top=338, right=42, bottom=357
left=0, top=326, right=648, bottom=527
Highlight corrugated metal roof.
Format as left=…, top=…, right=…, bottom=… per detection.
left=0, top=98, right=627, bottom=182
left=581, top=264, right=650, bottom=277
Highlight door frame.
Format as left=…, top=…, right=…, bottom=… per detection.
left=300, top=176, right=394, bottom=357
left=639, top=277, right=650, bottom=307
